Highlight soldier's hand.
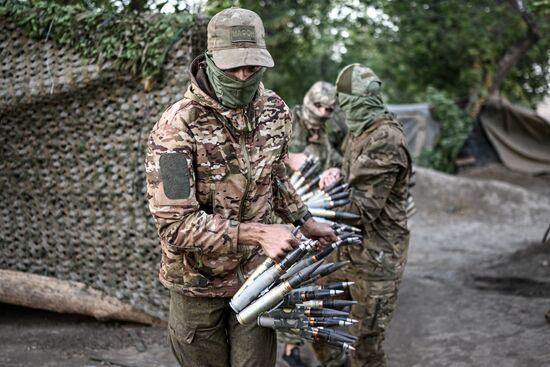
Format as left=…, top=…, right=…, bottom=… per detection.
left=285, top=153, right=308, bottom=172
left=300, top=218, right=337, bottom=246
left=259, top=224, right=302, bottom=260
left=238, top=223, right=300, bottom=261
left=319, top=168, right=342, bottom=190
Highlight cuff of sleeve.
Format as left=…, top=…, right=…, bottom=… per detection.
left=227, top=219, right=240, bottom=254
left=292, top=209, right=312, bottom=227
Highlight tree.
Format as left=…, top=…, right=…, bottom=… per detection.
left=44, top=0, right=548, bottom=110
left=204, top=1, right=550, bottom=111
left=355, top=0, right=550, bottom=114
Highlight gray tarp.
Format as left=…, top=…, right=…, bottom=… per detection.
left=480, top=97, right=550, bottom=174
left=388, top=103, right=440, bottom=159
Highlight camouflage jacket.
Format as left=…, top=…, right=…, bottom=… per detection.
left=338, top=113, right=412, bottom=281
left=289, top=105, right=342, bottom=171
left=145, top=57, right=308, bottom=297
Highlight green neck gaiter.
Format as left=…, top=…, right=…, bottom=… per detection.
left=338, top=92, right=387, bottom=136
left=205, top=52, right=265, bottom=109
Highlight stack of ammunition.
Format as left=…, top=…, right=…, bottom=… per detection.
left=230, top=234, right=362, bottom=351
left=303, top=178, right=360, bottom=220
left=293, top=160, right=360, bottom=221
left=293, top=158, right=417, bottom=221
left=242, top=159, right=416, bottom=351
left=290, top=155, right=321, bottom=191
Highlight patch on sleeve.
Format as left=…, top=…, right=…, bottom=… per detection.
left=159, top=153, right=190, bottom=199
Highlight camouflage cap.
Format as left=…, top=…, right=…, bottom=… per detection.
left=335, top=63, right=382, bottom=96
left=208, top=7, right=274, bottom=70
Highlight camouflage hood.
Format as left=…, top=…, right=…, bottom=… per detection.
left=336, top=64, right=387, bottom=136
left=188, top=54, right=266, bottom=133
left=301, top=81, right=336, bottom=134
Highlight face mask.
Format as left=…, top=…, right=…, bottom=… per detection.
left=205, top=52, right=265, bottom=109
left=338, top=92, right=387, bottom=136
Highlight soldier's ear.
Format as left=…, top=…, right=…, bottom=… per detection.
left=159, top=153, right=191, bottom=199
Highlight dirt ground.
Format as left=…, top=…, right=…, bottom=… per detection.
left=1, top=163, right=549, bottom=367
left=385, top=164, right=550, bottom=367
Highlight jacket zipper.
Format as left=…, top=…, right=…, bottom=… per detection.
left=238, top=132, right=252, bottom=221
left=238, top=124, right=253, bottom=284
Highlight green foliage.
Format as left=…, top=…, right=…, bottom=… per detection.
left=4, top=0, right=549, bottom=173
left=356, top=0, right=550, bottom=107
left=203, top=0, right=549, bottom=110
left=0, top=0, right=195, bottom=81
left=416, top=88, right=473, bottom=173
left=533, top=0, right=550, bottom=15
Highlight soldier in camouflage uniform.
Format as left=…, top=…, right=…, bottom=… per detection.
left=285, top=81, right=343, bottom=172
left=145, top=8, right=335, bottom=367
left=317, top=64, right=412, bottom=367
left=280, top=82, right=342, bottom=366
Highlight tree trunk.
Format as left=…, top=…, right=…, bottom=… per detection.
left=0, top=270, right=163, bottom=325
left=488, top=0, right=541, bottom=96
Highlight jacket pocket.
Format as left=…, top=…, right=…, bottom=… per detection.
left=195, top=166, right=226, bottom=208
left=176, top=249, right=210, bottom=288
left=195, top=252, right=243, bottom=279
left=344, top=245, right=399, bottom=280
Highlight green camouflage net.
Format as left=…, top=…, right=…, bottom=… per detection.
left=0, top=17, right=207, bottom=320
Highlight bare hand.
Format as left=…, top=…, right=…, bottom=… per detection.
left=319, top=168, right=342, bottom=190
left=285, top=153, right=308, bottom=172
left=300, top=218, right=337, bottom=246
left=238, top=223, right=301, bottom=261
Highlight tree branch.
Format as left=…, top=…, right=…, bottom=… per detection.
left=489, top=0, right=541, bottom=95
left=0, top=270, right=163, bottom=325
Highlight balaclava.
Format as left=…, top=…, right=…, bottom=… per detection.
left=335, top=63, right=387, bottom=136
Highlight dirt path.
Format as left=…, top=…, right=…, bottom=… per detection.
left=386, top=167, right=550, bottom=367
left=0, top=303, right=174, bottom=367
left=1, top=165, right=549, bottom=367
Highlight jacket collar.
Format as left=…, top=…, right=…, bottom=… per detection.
left=186, top=55, right=266, bottom=132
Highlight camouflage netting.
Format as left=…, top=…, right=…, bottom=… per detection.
left=0, top=17, right=207, bottom=319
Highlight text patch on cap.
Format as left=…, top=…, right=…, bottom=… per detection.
left=230, top=26, right=256, bottom=43
left=160, top=153, right=191, bottom=200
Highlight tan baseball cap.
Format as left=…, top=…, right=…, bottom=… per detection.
left=207, top=7, right=274, bottom=70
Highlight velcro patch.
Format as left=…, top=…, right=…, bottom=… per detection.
left=160, top=153, right=191, bottom=200
left=230, top=26, right=256, bottom=43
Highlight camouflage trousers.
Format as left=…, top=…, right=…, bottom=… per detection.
left=314, top=241, right=408, bottom=367
left=168, top=291, right=277, bottom=367
left=313, top=276, right=403, bottom=367
left=348, top=277, right=402, bottom=367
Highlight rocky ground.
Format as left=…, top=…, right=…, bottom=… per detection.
left=1, top=163, right=549, bottom=367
